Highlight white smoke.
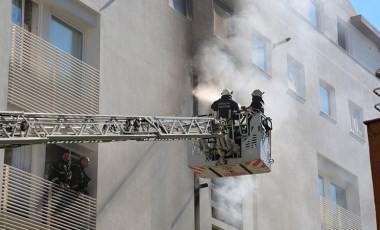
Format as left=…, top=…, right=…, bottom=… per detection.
left=192, top=1, right=297, bottom=228
left=208, top=175, right=257, bottom=229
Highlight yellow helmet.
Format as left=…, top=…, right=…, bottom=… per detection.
left=251, top=89, right=264, bottom=97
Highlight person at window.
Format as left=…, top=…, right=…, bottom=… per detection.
left=49, top=151, right=72, bottom=188
left=211, top=89, right=240, bottom=139
left=42, top=151, right=72, bottom=220
left=247, top=89, right=265, bottom=113
left=70, top=156, right=91, bottom=197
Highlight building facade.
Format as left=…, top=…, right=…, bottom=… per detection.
left=0, top=0, right=379, bottom=229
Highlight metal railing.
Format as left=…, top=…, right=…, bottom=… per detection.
left=320, top=196, right=362, bottom=230
left=374, top=87, right=380, bottom=112
left=8, top=23, right=99, bottom=114
left=0, top=164, right=97, bottom=230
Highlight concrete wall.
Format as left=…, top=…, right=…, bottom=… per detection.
left=0, top=0, right=378, bottom=229
left=195, top=0, right=378, bottom=229
left=96, top=0, right=195, bottom=229
left=0, top=0, right=11, bottom=200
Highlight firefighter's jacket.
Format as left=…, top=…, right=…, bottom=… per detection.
left=49, top=159, right=72, bottom=186
left=211, top=95, right=240, bottom=121
left=248, top=96, right=264, bottom=113
left=70, top=164, right=91, bottom=195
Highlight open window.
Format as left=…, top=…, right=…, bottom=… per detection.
left=287, top=54, right=306, bottom=99
left=12, top=0, right=39, bottom=35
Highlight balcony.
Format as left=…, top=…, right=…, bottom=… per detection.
left=8, top=24, right=99, bottom=114
left=320, top=196, right=362, bottom=230
left=0, top=164, right=97, bottom=230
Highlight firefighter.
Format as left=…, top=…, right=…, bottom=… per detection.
left=42, top=151, right=72, bottom=219
left=70, top=156, right=91, bottom=197
left=247, top=89, right=265, bottom=113
left=211, top=89, right=240, bottom=139
left=49, top=151, right=72, bottom=188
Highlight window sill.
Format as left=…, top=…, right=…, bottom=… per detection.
left=286, top=89, right=306, bottom=104
left=251, top=64, right=272, bottom=79
left=319, top=111, right=337, bottom=124
left=349, top=131, right=366, bottom=144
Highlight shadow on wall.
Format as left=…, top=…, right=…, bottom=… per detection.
left=96, top=142, right=156, bottom=215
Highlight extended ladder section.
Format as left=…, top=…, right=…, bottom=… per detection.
left=0, top=111, right=222, bottom=148
left=0, top=111, right=273, bottom=178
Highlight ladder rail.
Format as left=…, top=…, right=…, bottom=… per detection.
left=0, top=111, right=222, bottom=148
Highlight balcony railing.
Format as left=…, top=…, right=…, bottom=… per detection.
left=320, top=196, right=362, bottom=230
left=8, top=23, right=99, bottom=114
left=0, top=164, right=97, bottom=230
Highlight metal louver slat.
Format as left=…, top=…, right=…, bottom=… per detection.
left=8, top=23, right=99, bottom=114
left=1, top=164, right=97, bottom=230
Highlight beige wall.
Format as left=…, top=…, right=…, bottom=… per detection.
left=0, top=0, right=11, bottom=201
left=95, top=1, right=195, bottom=229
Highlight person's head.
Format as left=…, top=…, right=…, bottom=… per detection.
left=251, top=89, right=264, bottom=97
left=221, top=89, right=233, bottom=97
left=62, top=152, right=71, bottom=162
left=79, top=156, right=90, bottom=169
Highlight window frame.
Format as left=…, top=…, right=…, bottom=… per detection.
left=319, top=80, right=336, bottom=120
left=329, top=182, right=347, bottom=209
left=308, top=0, right=320, bottom=28
left=348, top=100, right=364, bottom=139
left=287, top=54, right=306, bottom=99
left=337, top=18, right=349, bottom=51
left=169, top=0, right=192, bottom=19
left=49, top=14, right=84, bottom=60
left=252, top=34, right=271, bottom=72
left=12, top=0, right=40, bottom=35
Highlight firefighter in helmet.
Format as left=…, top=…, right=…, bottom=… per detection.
left=247, top=89, right=264, bottom=113
left=211, top=89, right=240, bottom=138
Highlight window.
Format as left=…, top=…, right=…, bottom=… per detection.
left=287, top=55, right=305, bottom=98
left=169, top=0, right=192, bottom=18
left=319, top=81, right=336, bottom=118
left=308, top=1, right=319, bottom=28
left=329, top=182, right=347, bottom=209
left=11, top=0, right=39, bottom=34
left=318, top=154, right=360, bottom=212
left=252, top=35, right=268, bottom=71
left=337, top=18, right=348, bottom=50
left=349, top=101, right=364, bottom=138
left=318, top=175, right=324, bottom=197
left=50, top=16, right=83, bottom=60
left=213, top=0, right=234, bottom=39
left=211, top=177, right=243, bottom=229
left=12, top=0, right=22, bottom=26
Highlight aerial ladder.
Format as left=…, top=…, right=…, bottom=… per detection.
left=0, top=111, right=273, bottom=178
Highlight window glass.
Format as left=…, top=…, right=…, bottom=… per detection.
left=309, top=1, right=319, bottom=27
left=329, top=182, right=347, bottom=209
left=12, top=0, right=22, bottom=26
left=337, top=19, right=347, bottom=50
left=50, top=16, right=83, bottom=60
left=173, top=0, right=187, bottom=15
left=287, top=56, right=305, bottom=97
left=252, top=35, right=267, bottom=70
left=349, top=102, right=364, bottom=137
left=169, top=0, right=191, bottom=18
left=320, top=85, right=330, bottom=115
left=318, top=176, right=324, bottom=197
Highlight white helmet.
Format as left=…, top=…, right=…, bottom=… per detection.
left=251, top=89, right=264, bottom=97
left=221, top=89, right=233, bottom=96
